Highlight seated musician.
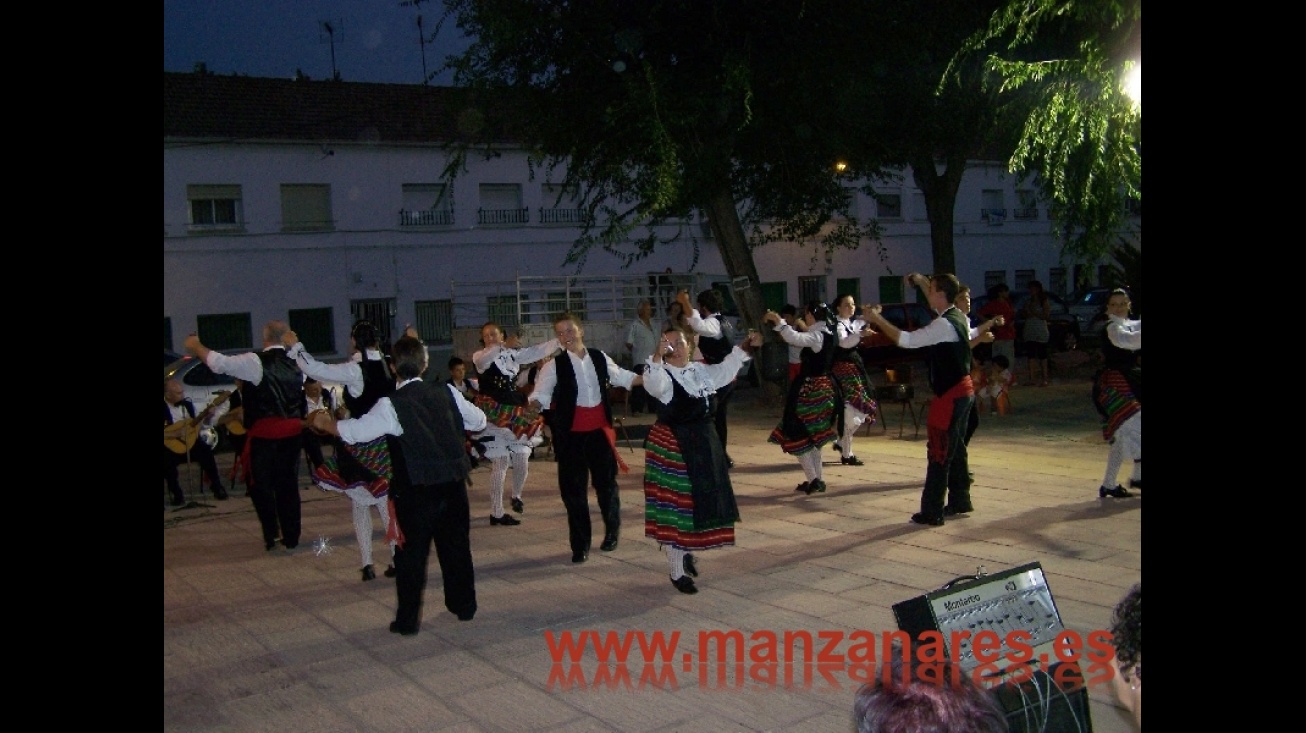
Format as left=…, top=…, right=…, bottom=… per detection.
left=163, top=378, right=229, bottom=505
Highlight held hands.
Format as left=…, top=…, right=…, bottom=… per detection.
left=991, top=315, right=1005, bottom=328
left=676, top=290, right=693, bottom=309
left=762, top=310, right=782, bottom=326
left=306, top=408, right=336, bottom=436
left=282, top=330, right=299, bottom=349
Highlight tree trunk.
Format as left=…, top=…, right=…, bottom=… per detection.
left=910, top=151, right=967, bottom=275
left=703, top=182, right=766, bottom=333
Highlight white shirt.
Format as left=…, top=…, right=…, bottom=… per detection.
left=642, top=347, right=751, bottom=405
left=625, top=317, right=659, bottom=362
left=288, top=343, right=384, bottom=399
left=896, top=307, right=964, bottom=348
left=473, top=338, right=560, bottom=380
left=336, top=378, right=488, bottom=445
left=528, top=348, right=638, bottom=409
left=771, top=320, right=860, bottom=350
left=1106, top=315, right=1142, bottom=351
left=204, top=345, right=288, bottom=385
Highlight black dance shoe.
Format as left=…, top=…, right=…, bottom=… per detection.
left=1100, top=484, right=1134, bottom=499
left=361, top=565, right=376, bottom=581
left=795, top=482, right=810, bottom=493
left=910, top=512, right=945, bottom=526
left=683, top=553, right=699, bottom=578
left=571, top=550, right=589, bottom=563
left=600, top=534, right=619, bottom=551
left=511, top=497, right=524, bottom=514
left=389, top=621, right=418, bottom=636
left=383, top=564, right=397, bottom=578
left=490, top=514, right=521, bottom=526
left=943, top=505, right=973, bottom=517
left=671, top=576, right=699, bottom=594
left=808, top=479, right=827, bottom=494
left=840, top=455, right=865, bottom=466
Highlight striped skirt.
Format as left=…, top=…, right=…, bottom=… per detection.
left=768, top=375, right=839, bottom=455
left=1094, top=368, right=1141, bottom=441
left=313, top=435, right=392, bottom=498
left=644, top=423, right=736, bottom=551
left=832, top=360, right=877, bottom=417
left=474, top=393, right=544, bottom=439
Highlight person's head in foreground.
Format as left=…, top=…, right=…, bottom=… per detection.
left=853, top=646, right=1008, bottom=733
left=1109, top=583, right=1141, bottom=728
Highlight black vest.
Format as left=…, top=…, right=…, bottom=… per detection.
left=799, top=330, right=837, bottom=377
left=1101, top=331, right=1140, bottom=371
left=546, top=348, right=613, bottom=433
left=388, top=381, right=471, bottom=486
left=480, top=362, right=526, bottom=405
left=696, top=314, right=732, bottom=365
left=926, top=308, right=972, bottom=397
left=344, top=357, right=394, bottom=417
left=244, top=349, right=306, bottom=426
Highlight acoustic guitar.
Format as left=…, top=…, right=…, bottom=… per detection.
left=218, top=406, right=245, bottom=436
left=164, top=390, right=233, bottom=455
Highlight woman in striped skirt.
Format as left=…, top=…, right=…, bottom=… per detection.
left=764, top=303, right=841, bottom=495
left=643, top=327, right=760, bottom=594
left=830, top=294, right=878, bottom=465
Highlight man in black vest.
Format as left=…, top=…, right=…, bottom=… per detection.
left=309, top=335, right=488, bottom=634
left=187, top=321, right=306, bottom=550
left=526, top=313, right=642, bottom=563
left=863, top=273, right=976, bottom=527
left=680, top=289, right=739, bottom=467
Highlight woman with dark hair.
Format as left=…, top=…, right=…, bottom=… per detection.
left=763, top=302, right=841, bottom=495
left=1020, top=280, right=1052, bottom=386
left=1092, top=288, right=1141, bottom=499
left=1109, top=583, right=1142, bottom=728
left=286, top=320, right=400, bottom=581
left=852, top=647, right=1009, bottom=733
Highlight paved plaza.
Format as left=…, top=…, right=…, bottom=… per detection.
left=164, top=365, right=1141, bottom=732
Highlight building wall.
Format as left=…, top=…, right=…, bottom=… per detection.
left=165, top=139, right=1124, bottom=375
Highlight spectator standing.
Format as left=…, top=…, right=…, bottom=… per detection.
left=977, top=283, right=1017, bottom=367
left=624, top=298, right=659, bottom=414
left=1020, top=280, right=1052, bottom=386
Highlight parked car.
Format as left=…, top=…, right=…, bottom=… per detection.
left=1069, top=287, right=1114, bottom=339
left=165, top=350, right=238, bottom=410
left=971, top=291, right=1081, bottom=353
left=858, top=302, right=937, bottom=370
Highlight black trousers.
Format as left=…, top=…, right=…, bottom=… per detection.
left=713, top=380, right=736, bottom=452
left=392, top=479, right=477, bottom=629
left=163, top=441, right=224, bottom=502
left=249, top=435, right=303, bottom=547
left=921, top=394, right=975, bottom=517
left=555, top=428, right=621, bottom=554
left=628, top=364, right=650, bottom=413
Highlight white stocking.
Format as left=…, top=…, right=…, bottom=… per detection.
left=511, top=450, right=530, bottom=499
left=799, top=450, right=823, bottom=482
left=352, top=500, right=374, bottom=568
left=489, top=456, right=509, bottom=517
left=666, top=546, right=686, bottom=580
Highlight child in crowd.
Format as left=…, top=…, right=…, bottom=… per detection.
left=978, top=355, right=1013, bottom=415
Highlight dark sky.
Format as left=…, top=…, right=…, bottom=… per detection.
left=163, top=0, right=470, bottom=85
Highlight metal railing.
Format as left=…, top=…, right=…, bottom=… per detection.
left=477, top=207, right=530, bottom=225
left=399, top=209, right=454, bottom=226
left=538, top=207, right=587, bottom=225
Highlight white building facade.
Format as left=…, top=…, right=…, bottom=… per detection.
left=164, top=72, right=1126, bottom=376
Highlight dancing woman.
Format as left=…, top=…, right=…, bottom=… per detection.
left=643, top=327, right=760, bottom=594
left=829, top=294, right=878, bottom=465
left=763, top=302, right=841, bottom=495
left=471, top=323, right=560, bottom=524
